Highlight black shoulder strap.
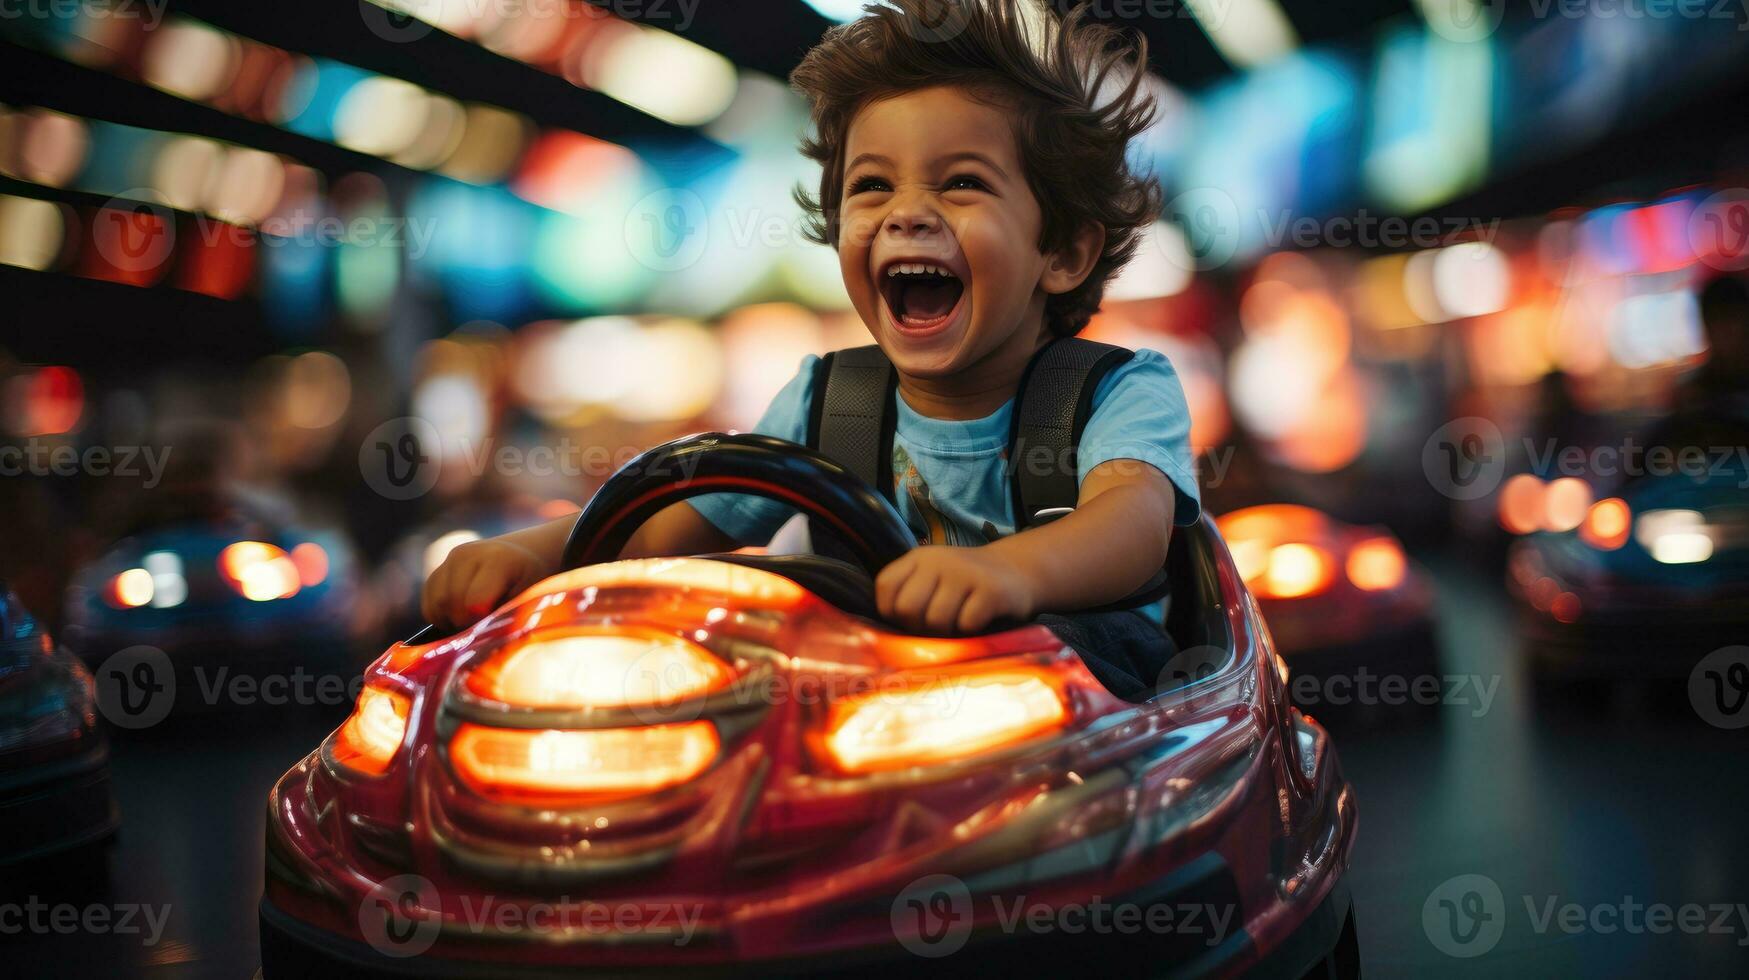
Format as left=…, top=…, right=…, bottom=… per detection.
left=806, top=345, right=898, bottom=500
left=803, top=339, right=1167, bottom=613
left=806, top=346, right=899, bottom=563
left=1010, top=338, right=1172, bottom=612
left=1007, top=338, right=1134, bottom=530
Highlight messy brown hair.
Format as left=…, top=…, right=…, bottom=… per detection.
left=791, top=0, right=1163, bottom=336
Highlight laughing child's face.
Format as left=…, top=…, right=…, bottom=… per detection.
left=837, top=85, right=1097, bottom=381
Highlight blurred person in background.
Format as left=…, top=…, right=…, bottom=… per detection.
left=1642, top=274, right=1749, bottom=456
left=1678, top=274, right=1749, bottom=416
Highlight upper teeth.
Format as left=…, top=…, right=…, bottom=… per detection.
left=887, top=263, right=953, bottom=277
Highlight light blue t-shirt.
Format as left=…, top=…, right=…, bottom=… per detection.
left=691, top=347, right=1201, bottom=617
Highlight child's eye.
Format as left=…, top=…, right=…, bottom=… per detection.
left=847, top=175, right=891, bottom=195
left=944, top=174, right=987, bottom=192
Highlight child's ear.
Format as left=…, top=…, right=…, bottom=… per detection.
left=1040, top=222, right=1106, bottom=296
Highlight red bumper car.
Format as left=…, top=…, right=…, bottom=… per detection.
left=260, top=435, right=1358, bottom=978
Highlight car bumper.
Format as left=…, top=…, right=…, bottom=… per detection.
left=0, top=743, right=118, bottom=866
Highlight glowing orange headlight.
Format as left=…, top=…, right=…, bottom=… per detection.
left=449, top=722, right=719, bottom=800
left=218, top=541, right=301, bottom=601
left=107, top=568, right=154, bottom=608
left=333, top=686, right=411, bottom=775
left=289, top=542, right=329, bottom=586
left=1346, top=537, right=1406, bottom=591
left=1542, top=478, right=1592, bottom=533
left=820, top=669, right=1068, bottom=775
left=1498, top=474, right=1545, bottom=535
left=1218, top=505, right=1338, bottom=599
left=1259, top=543, right=1335, bottom=599
left=465, top=628, right=733, bottom=709
left=1579, top=497, right=1631, bottom=550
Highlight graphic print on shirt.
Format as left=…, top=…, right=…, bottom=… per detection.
left=893, top=444, right=1001, bottom=547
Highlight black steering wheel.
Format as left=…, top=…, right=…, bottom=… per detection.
left=404, top=433, right=913, bottom=646
left=558, top=432, right=915, bottom=576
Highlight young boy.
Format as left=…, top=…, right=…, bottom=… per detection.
left=422, top=0, right=1201, bottom=694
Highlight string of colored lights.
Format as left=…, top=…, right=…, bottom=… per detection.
left=0, top=101, right=321, bottom=296
left=0, top=11, right=655, bottom=208
left=358, top=0, right=743, bottom=128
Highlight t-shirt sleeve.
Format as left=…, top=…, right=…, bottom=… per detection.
left=1076, top=347, right=1203, bottom=526
left=686, top=354, right=819, bottom=544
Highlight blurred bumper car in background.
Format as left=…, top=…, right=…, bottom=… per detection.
left=1510, top=471, right=1749, bottom=683
left=0, top=584, right=116, bottom=876
left=62, top=512, right=369, bottom=706
left=1216, top=505, right=1439, bottom=691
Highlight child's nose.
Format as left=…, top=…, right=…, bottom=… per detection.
left=883, top=199, right=943, bottom=237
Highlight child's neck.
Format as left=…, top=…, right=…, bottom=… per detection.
left=894, top=329, right=1052, bottom=421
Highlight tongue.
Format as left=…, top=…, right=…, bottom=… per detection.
left=899, top=278, right=961, bottom=322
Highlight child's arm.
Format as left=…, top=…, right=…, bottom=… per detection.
left=875, top=460, right=1174, bottom=634
left=421, top=516, right=569, bottom=630
left=422, top=503, right=735, bottom=630
left=620, top=502, right=739, bottom=559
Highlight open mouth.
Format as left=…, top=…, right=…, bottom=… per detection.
left=879, top=262, right=965, bottom=333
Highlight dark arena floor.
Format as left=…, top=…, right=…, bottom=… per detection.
left=10, top=560, right=1749, bottom=979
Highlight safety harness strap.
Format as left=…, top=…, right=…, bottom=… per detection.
left=1007, top=338, right=1135, bottom=529
left=806, top=346, right=896, bottom=563
left=805, top=339, right=1170, bottom=611
left=1008, top=339, right=1171, bottom=611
